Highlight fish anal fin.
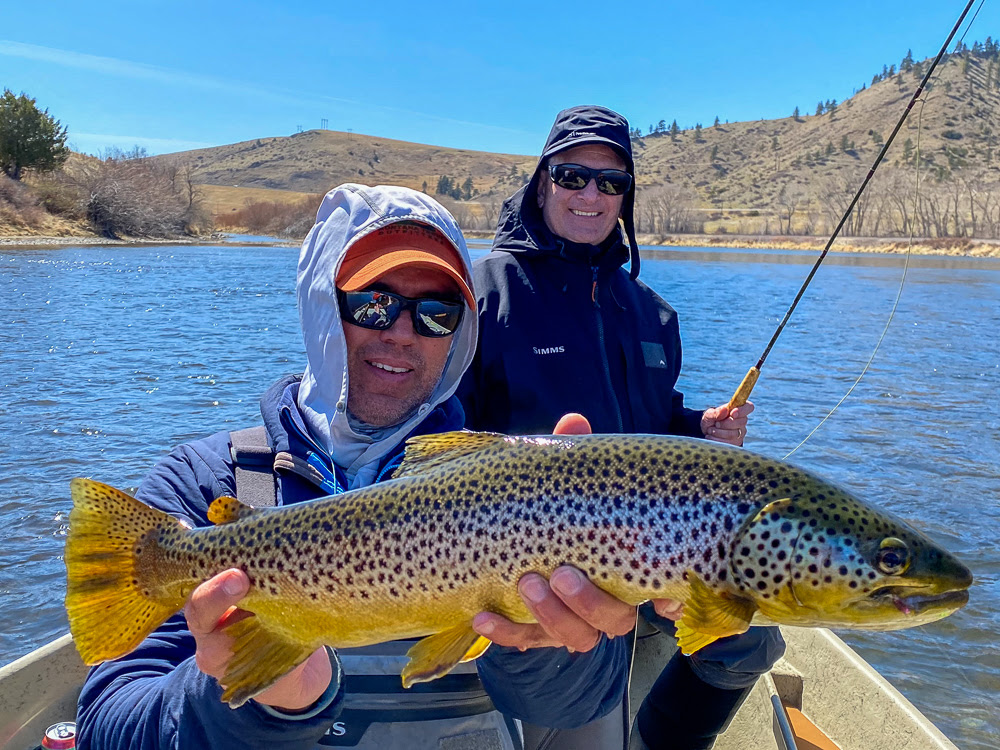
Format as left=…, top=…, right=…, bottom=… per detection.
left=219, top=616, right=316, bottom=708
left=676, top=570, right=756, bottom=656
left=395, top=431, right=510, bottom=478
left=401, top=623, right=490, bottom=687
left=207, top=496, right=258, bottom=525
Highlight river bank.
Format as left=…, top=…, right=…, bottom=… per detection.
left=4, top=229, right=1000, bottom=257
left=459, top=231, right=1000, bottom=257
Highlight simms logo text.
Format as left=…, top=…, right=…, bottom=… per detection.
left=533, top=346, right=565, bottom=355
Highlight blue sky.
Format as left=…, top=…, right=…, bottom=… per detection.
left=2, top=0, right=997, bottom=157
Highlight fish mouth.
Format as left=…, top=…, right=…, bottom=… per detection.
left=874, top=586, right=969, bottom=616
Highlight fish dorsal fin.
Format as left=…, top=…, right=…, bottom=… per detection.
left=675, top=571, right=757, bottom=656
left=401, top=623, right=491, bottom=688
left=394, top=430, right=511, bottom=478
left=207, top=496, right=258, bottom=525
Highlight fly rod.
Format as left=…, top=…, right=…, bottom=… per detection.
left=728, top=0, right=980, bottom=410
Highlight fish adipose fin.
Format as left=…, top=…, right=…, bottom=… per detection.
left=675, top=571, right=757, bottom=656
left=401, top=623, right=491, bottom=688
left=395, top=431, right=511, bottom=478
left=220, top=616, right=317, bottom=708
left=65, top=478, right=186, bottom=665
left=207, top=495, right=260, bottom=525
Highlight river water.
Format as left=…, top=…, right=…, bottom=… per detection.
left=1, top=240, right=997, bottom=749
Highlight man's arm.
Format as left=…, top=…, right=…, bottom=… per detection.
left=76, top=443, right=343, bottom=749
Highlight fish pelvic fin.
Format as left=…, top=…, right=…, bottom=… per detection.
left=207, top=495, right=259, bottom=525
left=219, top=616, right=318, bottom=708
left=395, top=431, right=511, bottom=478
left=401, top=624, right=491, bottom=688
left=65, top=478, right=186, bottom=665
left=675, top=571, right=757, bottom=656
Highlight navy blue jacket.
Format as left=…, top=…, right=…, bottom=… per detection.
left=77, top=375, right=623, bottom=749
left=457, top=191, right=704, bottom=438
left=457, top=105, right=783, bottom=695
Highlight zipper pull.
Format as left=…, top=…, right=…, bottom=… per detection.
left=591, top=266, right=599, bottom=307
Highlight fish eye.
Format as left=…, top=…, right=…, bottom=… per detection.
left=876, top=537, right=910, bottom=576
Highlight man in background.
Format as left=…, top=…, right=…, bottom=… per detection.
left=459, top=106, right=785, bottom=750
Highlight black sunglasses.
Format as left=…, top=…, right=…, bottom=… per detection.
left=337, top=288, right=464, bottom=338
left=547, top=163, right=633, bottom=196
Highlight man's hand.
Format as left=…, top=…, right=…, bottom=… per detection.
left=186, top=568, right=333, bottom=711
left=471, top=412, right=684, bottom=652
left=701, top=401, right=755, bottom=447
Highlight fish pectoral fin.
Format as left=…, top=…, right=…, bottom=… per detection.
left=218, top=616, right=316, bottom=708
left=675, top=571, right=757, bottom=656
left=394, top=431, right=509, bottom=478
left=401, top=624, right=491, bottom=687
left=207, top=495, right=260, bottom=525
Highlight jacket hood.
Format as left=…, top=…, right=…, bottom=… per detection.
left=494, top=105, right=640, bottom=277
left=295, top=183, right=477, bottom=486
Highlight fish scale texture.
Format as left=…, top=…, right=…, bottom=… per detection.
left=143, top=434, right=875, bottom=644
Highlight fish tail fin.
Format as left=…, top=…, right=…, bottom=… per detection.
left=66, top=478, right=186, bottom=665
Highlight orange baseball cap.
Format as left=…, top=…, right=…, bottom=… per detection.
left=336, top=222, right=474, bottom=309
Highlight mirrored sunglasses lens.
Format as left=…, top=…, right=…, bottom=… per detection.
left=347, top=291, right=399, bottom=329
left=597, top=172, right=631, bottom=195
left=415, top=301, right=462, bottom=336
left=553, top=165, right=589, bottom=190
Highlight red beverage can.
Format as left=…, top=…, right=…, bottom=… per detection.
left=41, top=721, right=76, bottom=749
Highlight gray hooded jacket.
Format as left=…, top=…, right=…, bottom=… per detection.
left=296, top=183, right=477, bottom=487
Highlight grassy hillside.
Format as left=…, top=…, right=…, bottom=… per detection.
left=6, top=44, right=998, bottom=245
left=155, top=45, right=1000, bottom=241
left=160, top=130, right=538, bottom=199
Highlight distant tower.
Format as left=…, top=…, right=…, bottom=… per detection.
left=321, top=118, right=329, bottom=130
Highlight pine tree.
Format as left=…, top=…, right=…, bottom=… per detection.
left=670, top=120, right=680, bottom=140
left=793, top=106, right=800, bottom=120
left=713, top=116, right=720, bottom=127
left=901, top=49, right=914, bottom=71
left=816, top=101, right=825, bottom=116
left=0, top=90, right=69, bottom=180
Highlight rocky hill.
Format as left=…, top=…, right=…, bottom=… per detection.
left=156, top=44, right=1000, bottom=239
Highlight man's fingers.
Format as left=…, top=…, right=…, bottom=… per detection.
left=517, top=573, right=602, bottom=652
left=652, top=598, right=684, bottom=622
left=472, top=613, right=559, bottom=650
left=549, top=567, right=636, bottom=638
left=185, top=569, right=249, bottom=636
left=553, top=413, right=592, bottom=435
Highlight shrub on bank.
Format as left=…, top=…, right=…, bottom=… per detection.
left=216, top=196, right=319, bottom=237
left=0, top=174, right=47, bottom=228
left=75, top=148, right=208, bottom=238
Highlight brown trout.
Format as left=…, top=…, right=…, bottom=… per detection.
left=65, top=432, right=972, bottom=707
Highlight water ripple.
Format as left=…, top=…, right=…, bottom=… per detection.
left=2, top=244, right=998, bottom=749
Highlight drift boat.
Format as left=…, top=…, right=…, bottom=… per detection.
left=0, top=625, right=959, bottom=750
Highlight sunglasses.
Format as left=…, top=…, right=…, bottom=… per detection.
left=547, top=163, right=633, bottom=196
left=337, top=288, right=464, bottom=338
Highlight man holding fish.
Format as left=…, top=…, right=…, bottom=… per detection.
left=74, top=184, right=627, bottom=748
left=458, top=105, right=784, bottom=749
